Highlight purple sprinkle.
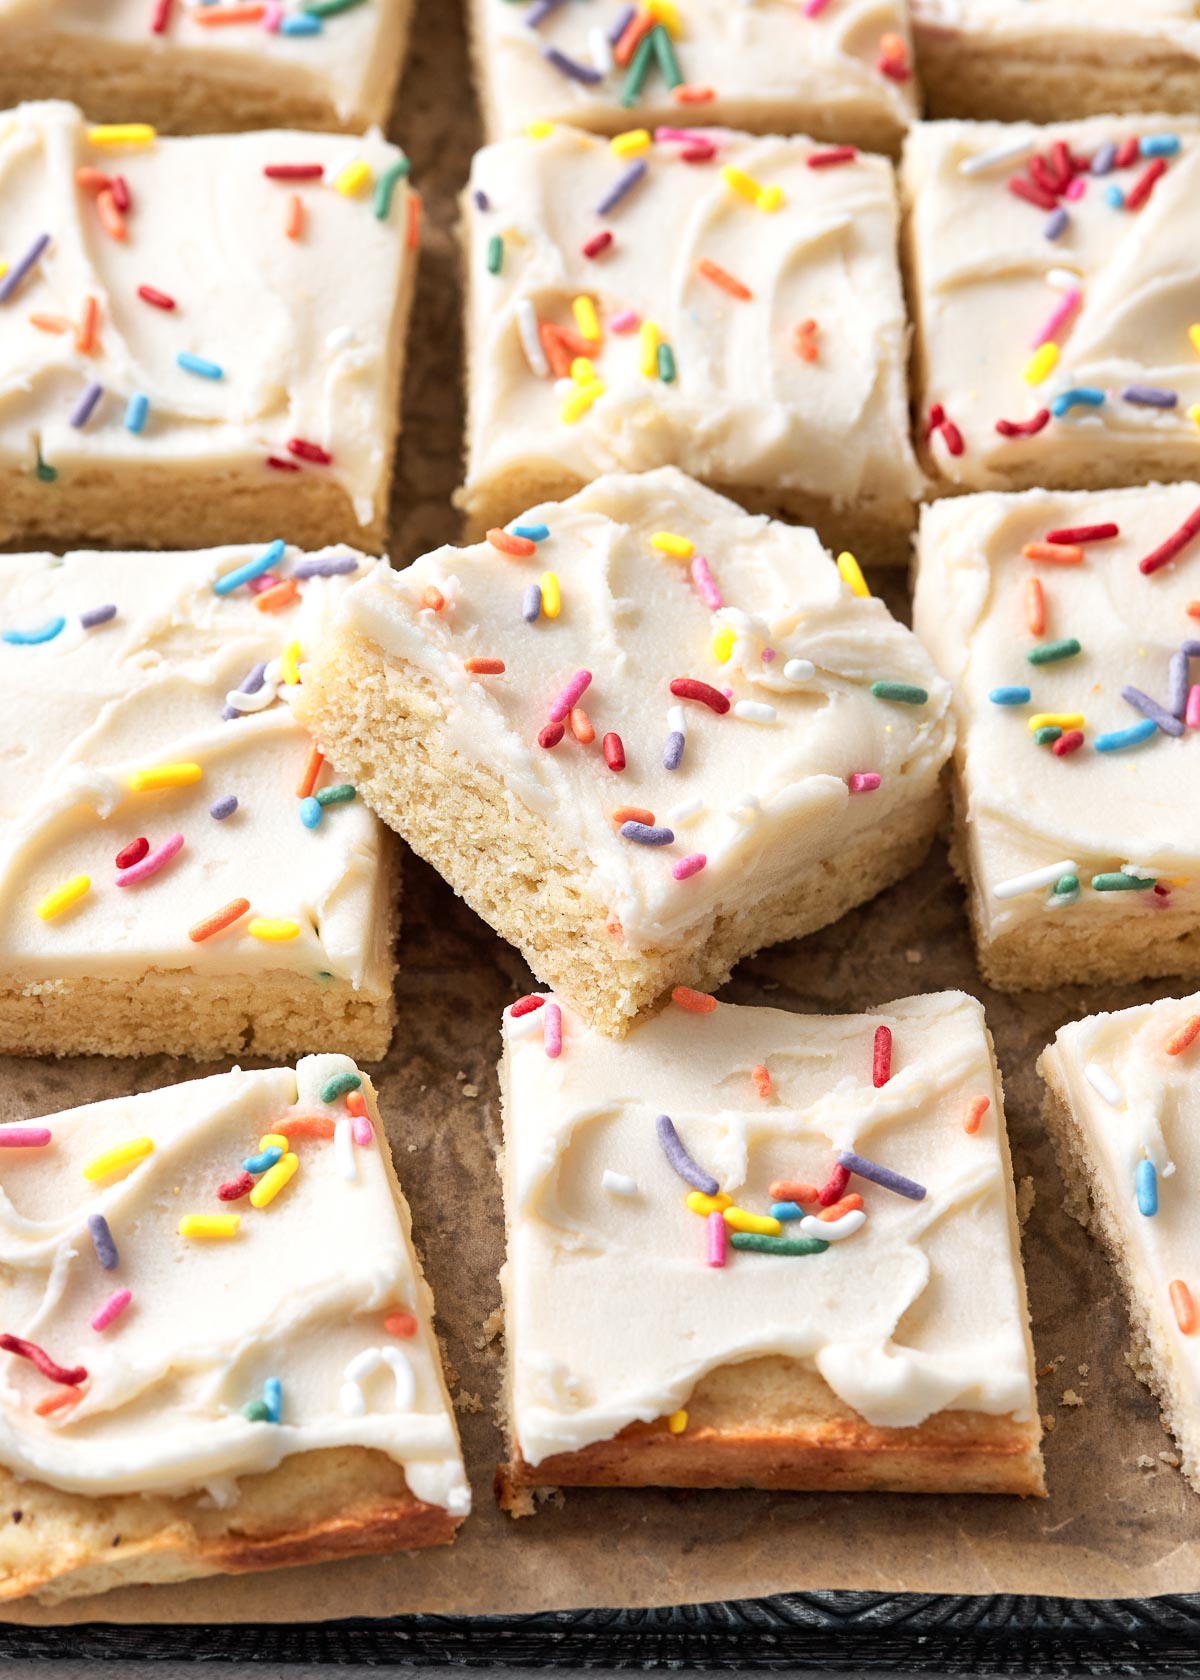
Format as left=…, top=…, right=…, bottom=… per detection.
left=1043, top=207, right=1067, bottom=240
left=655, top=1113, right=719, bottom=1197
left=522, top=583, right=542, bottom=623
left=69, top=381, right=104, bottom=430
left=242, top=661, right=267, bottom=695
left=608, top=3, right=636, bottom=44
left=525, top=0, right=567, bottom=23
left=1182, top=641, right=1200, bottom=658
left=1090, top=141, right=1117, bottom=176
left=837, top=1150, right=926, bottom=1202
left=620, top=820, right=674, bottom=845
left=87, top=1213, right=119, bottom=1271
left=1169, top=651, right=1190, bottom=717
left=210, top=795, right=239, bottom=820
left=1122, top=384, right=1177, bottom=408
left=663, top=730, right=685, bottom=771
left=290, top=554, right=358, bottom=580
left=1122, top=684, right=1185, bottom=737
left=594, top=158, right=647, bottom=217
left=473, top=188, right=490, bottom=212
left=542, top=43, right=604, bottom=83
left=79, top=604, right=117, bottom=629
left=0, top=232, right=50, bottom=304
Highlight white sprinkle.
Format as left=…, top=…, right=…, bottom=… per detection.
left=1122, top=864, right=1158, bottom=880
left=334, top=1117, right=356, bottom=1182
left=729, top=794, right=761, bottom=823
left=325, top=324, right=356, bottom=353
left=516, top=298, right=550, bottom=379
left=783, top=658, right=815, bottom=684
left=668, top=797, right=705, bottom=827
left=224, top=682, right=277, bottom=713
left=733, top=700, right=777, bottom=724
left=339, top=1380, right=366, bottom=1417
left=799, top=1209, right=866, bottom=1243
left=602, top=1169, right=638, bottom=1196
left=1084, top=1063, right=1124, bottom=1108
left=993, top=860, right=1077, bottom=901
left=588, top=24, right=614, bottom=73
left=344, top=1347, right=384, bottom=1384
left=959, top=135, right=1033, bottom=175
left=667, top=704, right=686, bottom=736
left=507, top=1007, right=545, bottom=1040
left=381, top=1346, right=416, bottom=1411
left=1046, top=266, right=1082, bottom=292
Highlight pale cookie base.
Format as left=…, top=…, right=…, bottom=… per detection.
left=299, top=635, right=945, bottom=1037
left=496, top=1354, right=1046, bottom=1505
left=0, top=7, right=413, bottom=135
left=0, top=1446, right=459, bottom=1604
left=1039, top=1070, right=1198, bottom=1490
left=948, top=784, right=1200, bottom=993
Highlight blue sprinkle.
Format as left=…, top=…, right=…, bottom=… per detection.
left=1096, top=719, right=1158, bottom=752
left=620, top=820, right=675, bottom=846
left=263, top=1376, right=282, bottom=1424
left=663, top=730, right=685, bottom=771
left=87, top=1213, right=119, bottom=1271
left=522, top=583, right=542, bottom=623
left=243, top=1145, right=283, bottom=1175
left=300, top=796, right=322, bottom=828
left=3, top=617, right=65, bottom=646
left=214, top=539, right=285, bottom=596
left=124, top=392, right=149, bottom=434
left=989, top=685, right=1031, bottom=706
left=177, top=351, right=224, bottom=380
left=1050, top=387, right=1106, bottom=418
left=210, top=795, right=238, bottom=821
left=1043, top=207, right=1067, bottom=241
left=512, top=523, right=550, bottom=542
left=1121, top=685, right=1184, bottom=737
left=79, top=603, right=117, bottom=629
left=769, top=1201, right=805, bottom=1222
left=1136, top=1159, right=1158, bottom=1217
left=1090, top=141, right=1117, bottom=176
left=1139, top=134, right=1179, bottom=158
left=1104, top=183, right=1125, bottom=209
left=280, top=13, right=320, bottom=31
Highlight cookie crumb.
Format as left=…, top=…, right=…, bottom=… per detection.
left=1061, top=1388, right=1084, bottom=1407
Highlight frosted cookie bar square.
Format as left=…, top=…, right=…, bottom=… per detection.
left=497, top=990, right=1044, bottom=1503
left=0, top=543, right=398, bottom=1061
left=0, top=1055, right=469, bottom=1602
left=913, top=483, right=1200, bottom=993
left=0, top=1, right=413, bottom=136
left=913, top=1, right=1200, bottom=126
left=0, top=102, right=416, bottom=554
left=1040, top=994, right=1200, bottom=1491
left=469, top=0, right=918, bottom=155
left=461, top=126, right=924, bottom=567
left=298, top=469, right=953, bottom=1037
left=903, top=117, right=1200, bottom=498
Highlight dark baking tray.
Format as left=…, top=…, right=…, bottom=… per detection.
left=3, top=1595, right=1200, bottom=1670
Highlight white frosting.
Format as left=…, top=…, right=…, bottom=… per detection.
left=464, top=128, right=924, bottom=524
left=501, top=990, right=1039, bottom=1465
left=0, top=1, right=404, bottom=128
left=904, top=116, right=1200, bottom=491
left=0, top=102, right=412, bottom=531
left=472, top=0, right=916, bottom=140
left=0, top=544, right=392, bottom=992
left=913, top=483, right=1200, bottom=947
left=913, top=0, right=1200, bottom=59
left=328, top=469, right=953, bottom=954
left=0, top=1055, right=469, bottom=1512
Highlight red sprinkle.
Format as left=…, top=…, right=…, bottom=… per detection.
left=817, top=1165, right=851, bottom=1207
left=996, top=409, right=1051, bottom=438
left=1114, top=136, right=1140, bottom=169
left=137, top=284, right=176, bottom=310
left=110, top=175, right=131, bottom=213
left=265, top=456, right=302, bottom=472
left=582, top=230, right=613, bottom=259
left=1052, top=729, right=1084, bottom=757
left=1049, top=139, right=1073, bottom=191
left=872, top=1025, right=892, bottom=1088
left=538, top=721, right=565, bottom=749
left=670, top=676, right=730, bottom=714
left=384, top=1311, right=418, bottom=1337
left=925, top=402, right=945, bottom=437
left=1138, top=504, right=1200, bottom=575
left=218, top=1171, right=254, bottom=1202
left=603, top=732, right=626, bottom=771
left=1028, top=155, right=1061, bottom=199
left=938, top=418, right=964, bottom=456
left=0, top=1334, right=86, bottom=1387
left=1126, top=157, right=1166, bottom=211
left=264, top=163, right=324, bottom=180
left=115, top=837, right=149, bottom=870
left=150, top=0, right=172, bottom=31
left=1044, top=522, right=1118, bottom=545
left=287, top=438, right=332, bottom=465
left=751, top=1063, right=772, bottom=1100
left=511, top=994, right=546, bottom=1017
left=1007, top=176, right=1058, bottom=212
left=807, top=146, right=857, bottom=168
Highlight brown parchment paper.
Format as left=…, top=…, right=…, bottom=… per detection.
left=3, top=0, right=1200, bottom=1624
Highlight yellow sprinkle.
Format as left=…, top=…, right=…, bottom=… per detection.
left=247, top=917, right=301, bottom=942
left=1029, top=711, right=1084, bottom=731
left=83, top=1137, right=153, bottom=1182
left=646, top=0, right=681, bottom=32
left=836, top=551, right=869, bottom=598
left=1023, top=342, right=1059, bottom=386
left=560, top=379, right=605, bottom=424
left=541, top=571, right=561, bottom=619
left=572, top=295, right=600, bottom=342
left=755, top=183, right=783, bottom=213
left=0, top=263, right=8, bottom=280
left=611, top=128, right=652, bottom=158
left=179, top=1214, right=240, bottom=1241
left=723, top=1205, right=781, bottom=1236
left=711, top=627, right=735, bottom=663
left=88, top=123, right=156, bottom=147
left=667, top=1408, right=688, bottom=1434
left=720, top=165, right=760, bottom=205
left=1189, top=403, right=1200, bottom=431
left=250, top=1150, right=299, bottom=1209
left=570, top=355, right=596, bottom=386
left=638, top=319, right=660, bottom=378
left=1189, top=324, right=1200, bottom=357
left=259, top=1133, right=289, bottom=1152
left=36, top=874, right=90, bottom=920
left=685, top=1190, right=732, bottom=1216
left=128, top=761, right=202, bottom=792
left=526, top=119, right=554, bottom=139
left=334, top=160, right=372, bottom=197
left=650, top=531, right=694, bottom=559
left=279, top=640, right=301, bottom=685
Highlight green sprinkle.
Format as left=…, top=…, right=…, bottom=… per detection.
left=1033, top=725, right=1062, bottom=746
left=374, top=156, right=410, bottom=221
left=650, top=22, right=683, bottom=88
left=1054, top=873, right=1079, bottom=895
left=486, top=234, right=504, bottom=275
left=1027, top=638, right=1081, bottom=665
left=314, top=783, right=356, bottom=807
left=656, top=341, right=676, bottom=383
left=870, top=680, right=928, bottom=705
left=1092, top=872, right=1156, bottom=892
left=241, top=1400, right=270, bottom=1422
left=729, top=1233, right=830, bottom=1256
left=35, top=447, right=56, bottom=484
left=320, top=1069, right=363, bottom=1104
left=620, top=28, right=656, bottom=106
left=304, top=0, right=366, bottom=14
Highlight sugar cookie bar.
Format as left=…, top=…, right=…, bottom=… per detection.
left=0, top=1, right=412, bottom=136
left=1041, top=994, right=1200, bottom=1491
left=298, top=469, right=954, bottom=1037
left=913, top=483, right=1200, bottom=993
left=461, top=126, right=924, bottom=566
left=497, top=990, right=1044, bottom=1503
left=469, top=0, right=918, bottom=155
left=902, top=117, right=1200, bottom=499
left=0, top=1054, right=469, bottom=1602
left=0, top=544, right=397, bottom=1060
left=0, top=102, right=416, bottom=553
left=913, top=1, right=1200, bottom=125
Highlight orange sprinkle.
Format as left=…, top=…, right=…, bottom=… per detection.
left=606, top=916, right=623, bottom=938
left=612, top=805, right=654, bottom=825
left=384, top=1311, right=418, bottom=1337
left=1024, top=576, right=1045, bottom=636
left=963, top=1094, right=990, bottom=1135
left=672, top=986, right=717, bottom=1014
left=769, top=1179, right=818, bottom=1204
left=420, top=585, right=445, bottom=612
left=405, top=190, right=421, bottom=252
left=1188, top=601, right=1200, bottom=619
left=188, top=897, right=250, bottom=944
left=29, top=313, right=72, bottom=334
left=614, top=9, right=653, bottom=64
left=1171, top=1280, right=1198, bottom=1334
left=75, top=295, right=98, bottom=355
left=34, top=1387, right=83, bottom=1418
left=275, top=1116, right=336, bottom=1140
left=296, top=746, right=324, bottom=800
left=751, top=1063, right=772, bottom=1099
left=193, top=1, right=265, bottom=20
left=1166, top=1015, right=1200, bottom=1057
left=75, top=167, right=110, bottom=193
left=538, top=321, right=573, bottom=379
left=697, top=258, right=752, bottom=301
left=817, top=1193, right=865, bottom=1223
left=793, top=318, right=819, bottom=362
left=464, top=656, right=505, bottom=674
left=285, top=193, right=304, bottom=241
left=346, top=1091, right=367, bottom=1119
left=673, top=84, right=715, bottom=104
left=96, top=187, right=126, bottom=241
left=255, top=577, right=298, bottom=613
left=1023, top=541, right=1082, bottom=565
left=569, top=706, right=595, bottom=744
left=487, top=528, right=537, bottom=559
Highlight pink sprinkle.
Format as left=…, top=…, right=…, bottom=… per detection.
left=761, top=648, right=776, bottom=662
left=1064, top=177, right=1086, bottom=201
left=802, top=0, right=831, bottom=13
left=248, top=573, right=280, bottom=594
left=654, top=127, right=694, bottom=143
left=1188, top=685, right=1200, bottom=729
left=847, top=772, right=881, bottom=793
left=0, top=1128, right=51, bottom=1148
left=261, top=1, right=282, bottom=26
left=116, top=832, right=184, bottom=887
left=582, top=230, right=613, bottom=259
left=1031, top=286, right=1080, bottom=349
left=706, top=1209, right=726, bottom=1267
left=547, top=669, right=591, bottom=723
left=543, top=1001, right=563, bottom=1059
left=351, top=1115, right=373, bottom=1146
left=609, top=309, right=640, bottom=333
left=672, top=853, right=707, bottom=880
left=91, top=1288, right=131, bottom=1333
left=690, top=555, right=722, bottom=609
